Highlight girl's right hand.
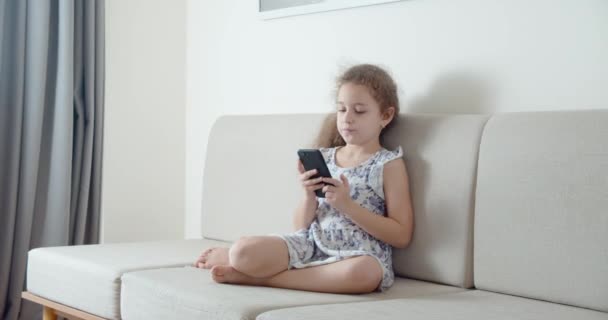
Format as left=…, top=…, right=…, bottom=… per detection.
left=297, top=160, right=324, bottom=200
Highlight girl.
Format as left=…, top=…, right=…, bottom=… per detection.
left=195, top=64, right=414, bottom=293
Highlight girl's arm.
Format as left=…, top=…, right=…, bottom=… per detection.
left=293, top=196, right=318, bottom=231
left=293, top=160, right=323, bottom=231
left=322, top=159, right=414, bottom=248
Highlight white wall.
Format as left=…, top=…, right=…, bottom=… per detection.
left=103, top=0, right=186, bottom=243
left=185, top=0, right=608, bottom=239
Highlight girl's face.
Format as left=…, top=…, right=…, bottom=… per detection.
left=336, top=83, right=393, bottom=146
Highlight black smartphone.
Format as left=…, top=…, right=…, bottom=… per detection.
left=297, top=149, right=333, bottom=198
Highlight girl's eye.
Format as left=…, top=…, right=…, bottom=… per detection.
left=355, top=110, right=366, bottom=114
left=337, top=108, right=346, bottom=113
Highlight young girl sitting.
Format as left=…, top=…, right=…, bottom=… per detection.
left=194, top=64, right=414, bottom=294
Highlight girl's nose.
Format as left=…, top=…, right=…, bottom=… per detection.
left=344, top=110, right=355, bottom=123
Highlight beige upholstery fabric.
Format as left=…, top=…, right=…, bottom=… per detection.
left=202, top=114, right=327, bottom=241
left=26, top=239, right=229, bottom=319
left=474, top=110, right=608, bottom=312
left=202, top=114, right=489, bottom=289
left=256, top=290, right=608, bottom=320
left=120, top=267, right=464, bottom=320
left=385, top=114, right=489, bottom=288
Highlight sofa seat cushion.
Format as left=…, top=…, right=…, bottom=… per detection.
left=257, top=290, right=608, bottom=320
left=120, top=267, right=464, bottom=320
left=26, top=239, right=229, bottom=319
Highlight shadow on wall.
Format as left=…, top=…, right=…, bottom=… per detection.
left=407, top=72, right=495, bottom=114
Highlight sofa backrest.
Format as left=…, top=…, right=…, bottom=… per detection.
left=474, top=110, right=608, bottom=312
left=202, top=114, right=325, bottom=241
left=202, top=113, right=488, bottom=289
left=386, top=114, right=489, bottom=289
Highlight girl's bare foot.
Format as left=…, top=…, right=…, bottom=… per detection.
left=195, top=247, right=230, bottom=269
left=211, top=265, right=262, bottom=285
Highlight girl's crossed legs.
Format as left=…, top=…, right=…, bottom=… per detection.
left=195, top=236, right=383, bottom=294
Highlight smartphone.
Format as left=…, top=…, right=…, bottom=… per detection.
left=297, top=149, right=333, bottom=198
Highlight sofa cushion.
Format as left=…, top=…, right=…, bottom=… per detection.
left=203, top=114, right=489, bottom=289
left=385, top=114, right=489, bottom=288
left=474, top=110, right=608, bottom=312
left=202, top=114, right=326, bottom=241
left=256, top=290, right=608, bottom=320
left=26, top=239, right=229, bottom=319
left=120, top=267, right=464, bottom=320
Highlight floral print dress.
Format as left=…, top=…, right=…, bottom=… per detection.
left=275, top=146, right=404, bottom=291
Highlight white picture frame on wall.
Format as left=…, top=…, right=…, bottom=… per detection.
left=259, top=0, right=405, bottom=20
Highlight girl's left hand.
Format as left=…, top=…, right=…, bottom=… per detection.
left=322, top=174, right=353, bottom=213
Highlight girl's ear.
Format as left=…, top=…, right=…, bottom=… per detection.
left=382, top=107, right=396, bottom=125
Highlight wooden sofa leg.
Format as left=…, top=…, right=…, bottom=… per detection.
left=43, top=306, right=57, bottom=320
left=23, top=291, right=107, bottom=320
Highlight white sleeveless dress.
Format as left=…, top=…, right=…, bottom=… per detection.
left=275, top=146, right=404, bottom=291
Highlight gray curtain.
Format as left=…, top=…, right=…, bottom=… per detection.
left=0, top=1, right=104, bottom=320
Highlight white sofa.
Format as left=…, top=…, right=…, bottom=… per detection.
left=23, top=111, right=608, bottom=320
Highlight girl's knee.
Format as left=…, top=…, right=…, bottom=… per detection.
left=229, top=236, right=261, bottom=269
left=344, top=256, right=383, bottom=292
